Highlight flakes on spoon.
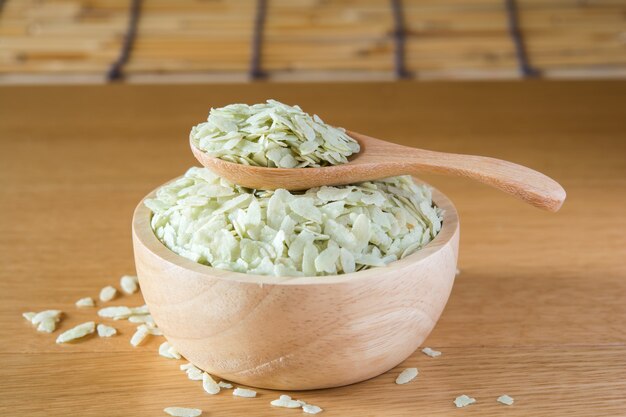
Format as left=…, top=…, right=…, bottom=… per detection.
left=454, top=395, right=476, bottom=408
left=421, top=347, right=442, bottom=358
left=497, top=394, right=514, bottom=405
left=190, top=99, right=360, bottom=168
left=75, top=297, right=95, bottom=308
left=56, top=321, right=95, bottom=343
left=99, top=286, right=117, bottom=302
left=233, top=387, right=257, bottom=398
left=395, top=367, right=418, bottom=384
left=96, top=324, right=117, bottom=337
left=120, top=275, right=139, bottom=294
left=163, top=407, right=202, bottom=417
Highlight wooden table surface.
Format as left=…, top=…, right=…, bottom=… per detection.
left=1, top=81, right=625, bottom=416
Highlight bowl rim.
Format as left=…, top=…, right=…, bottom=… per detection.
left=132, top=175, right=459, bottom=286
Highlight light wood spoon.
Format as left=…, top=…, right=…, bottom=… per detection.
left=190, top=131, right=566, bottom=212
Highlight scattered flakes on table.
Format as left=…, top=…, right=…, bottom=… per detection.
left=303, top=404, right=323, bottom=414
left=180, top=363, right=203, bottom=381
left=130, top=324, right=150, bottom=347
left=120, top=275, right=139, bottom=294
left=96, top=324, right=117, bottom=337
left=395, top=367, right=418, bottom=384
left=454, top=395, right=476, bottom=408
left=98, top=306, right=133, bottom=320
left=270, top=394, right=302, bottom=408
left=233, top=387, right=257, bottom=398
left=75, top=297, right=95, bottom=308
left=163, top=407, right=202, bottom=417
left=56, top=321, right=95, bottom=344
left=202, top=372, right=220, bottom=395
left=421, top=347, right=442, bottom=358
left=497, top=394, right=514, bottom=405
left=99, top=286, right=117, bottom=302
left=218, top=381, right=233, bottom=389
left=129, top=314, right=154, bottom=324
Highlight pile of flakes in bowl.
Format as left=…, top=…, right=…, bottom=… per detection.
left=145, top=168, right=442, bottom=277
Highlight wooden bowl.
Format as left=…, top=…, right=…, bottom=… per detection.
left=132, top=179, right=459, bottom=390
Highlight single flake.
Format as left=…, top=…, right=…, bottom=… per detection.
left=202, top=372, right=220, bottom=395
left=98, top=306, right=133, bottom=320
left=303, top=404, right=323, bottom=414
left=395, top=367, right=418, bottom=384
left=129, top=314, right=154, bottom=324
left=233, top=387, right=257, bottom=398
left=120, top=275, right=139, bottom=294
left=37, top=317, right=57, bottom=333
left=218, top=381, right=233, bottom=389
left=99, top=286, right=117, bottom=302
left=454, top=395, right=476, bottom=408
left=163, top=407, right=202, bottom=417
left=421, top=347, right=442, bottom=358
left=270, top=394, right=302, bottom=408
left=96, top=324, right=117, bottom=337
left=130, top=325, right=150, bottom=347
left=75, top=297, right=95, bottom=308
left=56, top=321, right=95, bottom=344
left=497, top=394, right=514, bottom=406
left=131, top=304, right=150, bottom=315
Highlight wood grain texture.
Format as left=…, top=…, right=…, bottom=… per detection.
left=0, top=81, right=625, bottom=415
left=132, top=179, right=459, bottom=389
left=192, top=130, right=566, bottom=211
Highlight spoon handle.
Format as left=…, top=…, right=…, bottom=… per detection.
left=401, top=148, right=566, bottom=212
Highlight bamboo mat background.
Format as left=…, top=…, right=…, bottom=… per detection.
left=0, top=0, right=625, bottom=83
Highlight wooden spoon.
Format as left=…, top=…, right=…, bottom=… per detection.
left=190, top=131, right=566, bottom=212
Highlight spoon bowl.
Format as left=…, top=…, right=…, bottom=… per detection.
left=191, top=131, right=566, bottom=212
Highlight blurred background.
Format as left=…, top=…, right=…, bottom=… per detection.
left=0, top=0, right=624, bottom=84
